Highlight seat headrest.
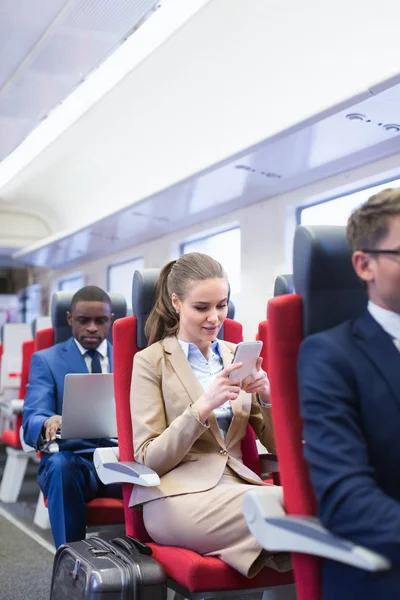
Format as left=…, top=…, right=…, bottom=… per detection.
left=132, top=269, right=236, bottom=350
left=227, top=300, right=235, bottom=319
left=293, top=225, right=367, bottom=336
left=31, top=316, right=52, bottom=337
left=132, top=269, right=161, bottom=350
left=274, top=274, right=294, bottom=296
left=51, top=291, right=127, bottom=344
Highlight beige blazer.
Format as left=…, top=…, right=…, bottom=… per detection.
left=129, top=335, right=276, bottom=507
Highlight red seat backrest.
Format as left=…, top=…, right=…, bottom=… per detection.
left=34, top=328, right=55, bottom=352
left=4, top=339, right=35, bottom=448
left=221, top=319, right=243, bottom=344
left=113, top=317, right=263, bottom=540
left=257, top=320, right=268, bottom=371
left=19, top=340, right=35, bottom=400
left=267, top=294, right=320, bottom=600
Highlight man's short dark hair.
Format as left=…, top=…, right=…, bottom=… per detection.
left=347, top=188, right=400, bottom=251
left=70, top=286, right=112, bottom=312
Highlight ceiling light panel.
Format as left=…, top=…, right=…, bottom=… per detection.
left=0, top=0, right=69, bottom=88
left=63, top=0, right=155, bottom=37
left=0, top=0, right=159, bottom=162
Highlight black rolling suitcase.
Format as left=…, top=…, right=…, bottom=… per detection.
left=49, top=534, right=167, bottom=600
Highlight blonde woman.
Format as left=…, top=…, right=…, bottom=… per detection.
left=130, top=253, right=289, bottom=577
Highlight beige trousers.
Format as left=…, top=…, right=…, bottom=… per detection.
left=142, top=468, right=291, bottom=578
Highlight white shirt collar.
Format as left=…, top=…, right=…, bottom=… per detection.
left=178, top=339, right=220, bottom=359
left=74, top=338, right=108, bottom=358
left=368, top=301, right=400, bottom=340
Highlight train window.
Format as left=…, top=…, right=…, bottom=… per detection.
left=24, top=283, right=41, bottom=324
left=181, top=228, right=241, bottom=315
left=299, top=178, right=400, bottom=225
left=107, top=257, right=144, bottom=311
left=58, top=274, right=85, bottom=291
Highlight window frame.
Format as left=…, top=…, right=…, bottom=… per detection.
left=107, top=255, right=145, bottom=310
left=180, top=227, right=241, bottom=318
left=58, top=273, right=85, bottom=291
left=180, top=226, right=241, bottom=256
left=296, top=173, right=400, bottom=225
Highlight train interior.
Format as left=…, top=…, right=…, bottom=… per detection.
left=0, top=1, right=400, bottom=599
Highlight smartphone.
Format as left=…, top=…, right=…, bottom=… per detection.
left=229, top=341, right=263, bottom=380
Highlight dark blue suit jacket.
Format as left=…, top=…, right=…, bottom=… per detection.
left=22, top=336, right=114, bottom=452
left=299, top=309, right=400, bottom=599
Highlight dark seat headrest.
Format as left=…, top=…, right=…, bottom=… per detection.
left=132, top=269, right=236, bottom=350
left=227, top=300, right=235, bottom=319
left=274, top=274, right=294, bottom=296
left=51, top=291, right=127, bottom=344
left=293, top=225, right=367, bottom=337
left=132, top=269, right=161, bottom=350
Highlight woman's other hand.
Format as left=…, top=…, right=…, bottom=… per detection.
left=194, top=362, right=242, bottom=422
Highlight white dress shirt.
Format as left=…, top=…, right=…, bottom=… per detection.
left=368, top=301, right=400, bottom=351
left=74, top=338, right=110, bottom=373
left=178, top=339, right=233, bottom=438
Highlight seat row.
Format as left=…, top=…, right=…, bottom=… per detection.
left=0, top=224, right=388, bottom=600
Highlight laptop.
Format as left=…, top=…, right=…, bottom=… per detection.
left=60, top=373, right=118, bottom=439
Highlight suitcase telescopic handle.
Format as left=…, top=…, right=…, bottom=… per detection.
left=111, top=537, right=153, bottom=556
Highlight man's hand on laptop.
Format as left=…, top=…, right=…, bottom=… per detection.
left=44, top=415, right=62, bottom=441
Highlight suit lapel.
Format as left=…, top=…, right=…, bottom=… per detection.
left=162, top=336, right=205, bottom=405
left=163, top=336, right=241, bottom=448
left=60, top=337, right=89, bottom=373
left=353, top=310, right=400, bottom=413
left=107, top=341, right=113, bottom=372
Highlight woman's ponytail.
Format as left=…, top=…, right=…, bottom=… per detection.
left=145, top=252, right=227, bottom=346
left=145, top=260, right=179, bottom=345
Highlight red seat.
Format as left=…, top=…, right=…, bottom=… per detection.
left=0, top=339, right=36, bottom=502
left=42, top=495, right=124, bottom=525
left=113, top=315, right=293, bottom=596
left=35, top=324, right=125, bottom=528
left=1, top=339, right=35, bottom=449
left=268, top=294, right=320, bottom=600
left=34, top=327, right=54, bottom=351
left=255, top=320, right=282, bottom=487
left=258, top=320, right=269, bottom=370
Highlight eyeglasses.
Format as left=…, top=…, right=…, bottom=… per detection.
left=361, top=249, right=400, bottom=256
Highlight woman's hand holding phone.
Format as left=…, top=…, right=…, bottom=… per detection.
left=241, top=357, right=270, bottom=402
left=194, top=362, right=243, bottom=423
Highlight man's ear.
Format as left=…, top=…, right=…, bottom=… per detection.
left=66, top=311, right=72, bottom=326
left=352, top=251, right=374, bottom=284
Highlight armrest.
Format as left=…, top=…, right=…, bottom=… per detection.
left=94, top=447, right=160, bottom=487
left=19, top=427, right=36, bottom=453
left=0, top=398, right=23, bottom=417
left=10, top=399, right=24, bottom=414
left=243, top=489, right=391, bottom=572
left=259, top=453, right=279, bottom=473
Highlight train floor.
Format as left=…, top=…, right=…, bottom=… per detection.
left=0, top=446, right=266, bottom=600
left=0, top=445, right=54, bottom=600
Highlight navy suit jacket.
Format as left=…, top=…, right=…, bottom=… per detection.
left=22, top=336, right=114, bottom=452
left=299, top=310, right=400, bottom=599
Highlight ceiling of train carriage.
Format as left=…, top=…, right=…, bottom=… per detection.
left=1, top=0, right=400, bottom=267
left=0, top=0, right=161, bottom=260
left=0, top=0, right=159, bottom=163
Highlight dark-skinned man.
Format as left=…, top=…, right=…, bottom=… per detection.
left=23, top=286, right=121, bottom=547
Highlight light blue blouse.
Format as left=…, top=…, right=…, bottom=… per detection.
left=178, top=339, right=233, bottom=438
